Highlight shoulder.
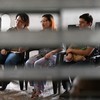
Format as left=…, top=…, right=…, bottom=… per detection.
left=7, top=27, right=17, bottom=32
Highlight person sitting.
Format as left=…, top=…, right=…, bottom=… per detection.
left=0, top=12, right=30, bottom=91
left=25, top=14, right=63, bottom=98
left=60, top=13, right=95, bottom=97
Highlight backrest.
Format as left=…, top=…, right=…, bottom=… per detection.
left=95, top=22, right=100, bottom=30
left=89, top=45, right=100, bottom=65
left=68, top=24, right=79, bottom=31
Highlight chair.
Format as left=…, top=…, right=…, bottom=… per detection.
left=68, top=24, right=79, bottom=31
left=52, top=51, right=66, bottom=94
left=18, top=50, right=30, bottom=90
left=0, top=51, right=29, bottom=91
left=52, top=25, right=79, bottom=94
left=19, top=49, right=39, bottom=90
left=95, top=22, right=100, bottom=30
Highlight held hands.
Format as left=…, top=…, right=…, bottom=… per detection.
left=66, top=48, right=73, bottom=61
left=65, top=53, right=73, bottom=62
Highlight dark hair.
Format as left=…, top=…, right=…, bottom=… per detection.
left=79, top=13, right=93, bottom=24
left=42, top=14, right=53, bottom=22
left=16, top=13, right=29, bottom=27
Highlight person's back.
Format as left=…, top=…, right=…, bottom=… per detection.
left=69, top=77, right=100, bottom=99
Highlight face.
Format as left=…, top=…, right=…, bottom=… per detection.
left=41, top=17, right=52, bottom=29
left=16, top=16, right=25, bottom=29
left=79, top=18, right=91, bottom=29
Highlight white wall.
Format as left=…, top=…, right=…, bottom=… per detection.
left=1, top=14, right=11, bottom=31
left=1, top=9, right=100, bottom=31
left=61, top=8, right=100, bottom=30
left=8, top=13, right=59, bottom=31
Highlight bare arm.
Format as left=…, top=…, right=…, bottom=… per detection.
left=66, top=47, right=94, bottom=56
left=45, top=48, right=62, bottom=59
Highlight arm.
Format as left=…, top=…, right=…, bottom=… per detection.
left=66, top=47, right=94, bottom=56
left=65, top=53, right=73, bottom=61
left=45, top=48, right=62, bottom=59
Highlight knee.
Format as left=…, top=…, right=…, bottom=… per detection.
left=5, top=58, right=11, bottom=65
left=34, top=60, right=42, bottom=68
left=34, top=57, right=46, bottom=68
left=34, top=61, right=39, bottom=67
left=25, top=60, right=34, bottom=68
left=25, top=60, right=30, bottom=66
left=5, top=53, right=18, bottom=65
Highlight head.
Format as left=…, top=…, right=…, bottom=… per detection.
left=15, top=13, right=29, bottom=29
left=69, top=77, right=100, bottom=97
left=79, top=13, right=93, bottom=29
left=41, top=14, right=56, bottom=30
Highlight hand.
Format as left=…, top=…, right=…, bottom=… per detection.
left=44, top=52, right=53, bottom=59
left=66, top=48, right=73, bottom=53
left=1, top=49, right=8, bottom=55
left=66, top=53, right=73, bottom=61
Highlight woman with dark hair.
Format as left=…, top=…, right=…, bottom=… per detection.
left=9, top=13, right=29, bottom=31
left=6, top=12, right=29, bottom=68
left=0, top=13, right=30, bottom=91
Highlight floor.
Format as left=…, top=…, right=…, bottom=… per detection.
left=0, top=80, right=65, bottom=100
left=0, top=51, right=66, bottom=100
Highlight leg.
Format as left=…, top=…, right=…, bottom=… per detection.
left=52, top=81, right=58, bottom=94
left=25, top=55, right=40, bottom=68
left=34, top=55, right=57, bottom=68
left=19, top=80, right=24, bottom=90
left=34, top=57, right=48, bottom=92
left=0, top=53, right=10, bottom=90
left=3, top=53, right=20, bottom=90
left=5, top=53, right=20, bottom=68
left=62, top=79, right=68, bottom=90
left=33, top=56, right=57, bottom=96
left=31, top=57, right=49, bottom=98
left=25, top=55, right=41, bottom=90
left=25, top=80, right=28, bottom=90
left=34, top=56, right=57, bottom=92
